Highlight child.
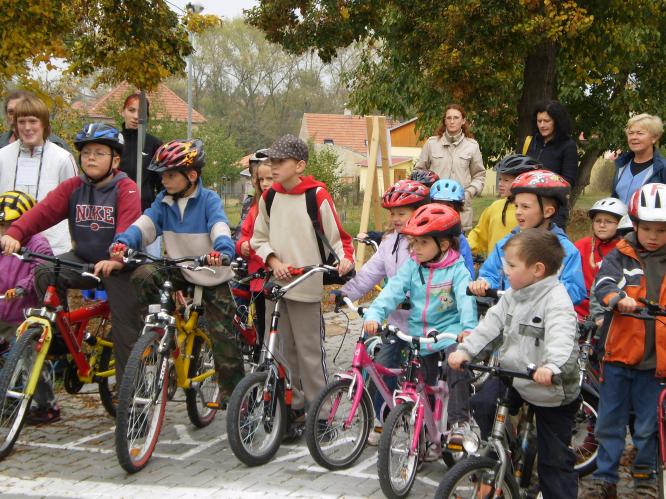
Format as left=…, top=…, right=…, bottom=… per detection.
left=409, top=168, right=439, bottom=188
left=449, top=228, right=581, bottom=499
left=363, top=203, right=477, bottom=456
left=573, top=197, right=627, bottom=318
left=233, top=148, right=268, bottom=242
left=339, top=179, right=429, bottom=444
left=585, top=183, right=666, bottom=499
left=250, top=134, right=354, bottom=420
left=468, top=169, right=586, bottom=305
left=0, top=123, right=143, bottom=423
left=429, top=178, right=475, bottom=276
left=467, top=154, right=540, bottom=257
left=235, top=155, right=274, bottom=347
left=112, top=139, right=244, bottom=404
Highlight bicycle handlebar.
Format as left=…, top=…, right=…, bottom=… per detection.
left=15, top=248, right=100, bottom=282
left=0, top=288, right=25, bottom=300
left=353, top=237, right=379, bottom=252
left=462, top=361, right=562, bottom=385
left=123, top=250, right=219, bottom=273
left=466, top=287, right=504, bottom=300
left=619, top=297, right=666, bottom=320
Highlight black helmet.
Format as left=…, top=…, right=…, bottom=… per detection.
left=494, top=154, right=541, bottom=176
left=74, top=123, right=124, bottom=154
left=409, top=169, right=440, bottom=187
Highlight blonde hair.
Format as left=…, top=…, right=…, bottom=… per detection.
left=14, top=95, right=51, bottom=139
left=626, top=113, right=663, bottom=142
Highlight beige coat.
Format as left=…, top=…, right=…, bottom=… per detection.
left=414, top=134, right=485, bottom=230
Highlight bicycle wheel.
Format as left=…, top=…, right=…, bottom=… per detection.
left=305, top=377, right=372, bottom=470
left=0, top=327, right=43, bottom=460
left=98, top=345, right=116, bottom=418
left=377, top=402, right=423, bottom=499
left=115, top=330, right=168, bottom=473
left=572, top=391, right=598, bottom=476
left=226, top=370, right=286, bottom=466
left=434, top=456, right=520, bottom=499
left=658, top=395, right=666, bottom=499
left=185, top=333, right=220, bottom=428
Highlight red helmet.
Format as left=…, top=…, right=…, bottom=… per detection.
left=401, top=203, right=461, bottom=238
left=149, top=139, right=205, bottom=173
left=409, top=169, right=440, bottom=187
left=510, top=169, right=570, bottom=206
left=382, top=180, right=429, bottom=208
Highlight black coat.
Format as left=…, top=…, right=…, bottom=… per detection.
left=119, top=126, right=163, bottom=211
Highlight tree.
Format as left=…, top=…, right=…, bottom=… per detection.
left=306, top=142, right=343, bottom=198
left=247, top=1, right=666, bottom=204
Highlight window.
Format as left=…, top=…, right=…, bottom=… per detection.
left=323, top=138, right=335, bottom=145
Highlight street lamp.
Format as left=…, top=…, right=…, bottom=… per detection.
left=186, top=2, right=204, bottom=139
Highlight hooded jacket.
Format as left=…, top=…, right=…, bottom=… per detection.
left=479, top=225, right=586, bottom=305
left=458, top=275, right=580, bottom=407
left=250, top=176, right=354, bottom=302
left=235, top=201, right=265, bottom=293
left=119, top=127, right=163, bottom=211
left=467, top=197, right=516, bottom=257
left=363, top=250, right=477, bottom=355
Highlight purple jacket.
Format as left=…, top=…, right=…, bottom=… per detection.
left=341, top=232, right=410, bottom=332
left=0, top=234, right=53, bottom=324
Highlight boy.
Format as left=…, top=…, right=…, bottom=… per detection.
left=467, top=154, right=540, bottom=257
left=584, top=183, right=666, bottom=498
left=251, top=134, right=354, bottom=418
left=468, top=169, right=586, bottom=305
left=449, top=228, right=581, bottom=499
left=111, top=138, right=244, bottom=403
left=0, top=123, right=142, bottom=423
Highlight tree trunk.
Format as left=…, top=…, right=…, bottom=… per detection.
left=516, top=42, right=558, bottom=150
left=570, top=147, right=603, bottom=207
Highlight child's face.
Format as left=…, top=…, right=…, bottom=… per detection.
left=389, top=206, right=416, bottom=232
left=514, top=193, right=553, bottom=229
left=592, top=213, right=620, bottom=241
left=497, top=173, right=516, bottom=198
left=16, top=115, right=45, bottom=148
left=411, top=236, right=449, bottom=263
left=80, top=143, right=119, bottom=181
left=503, top=245, right=541, bottom=290
left=636, top=221, right=666, bottom=252
left=270, top=158, right=305, bottom=187
left=255, top=163, right=273, bottom=193
left=161, top=169, right=196, bottom=195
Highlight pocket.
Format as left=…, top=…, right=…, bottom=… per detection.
left=518, top=323, right=545, bottom=341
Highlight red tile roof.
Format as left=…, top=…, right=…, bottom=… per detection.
left=302, top=113, right=399, bottom=155
left=81, top=82, right=206, bottom=124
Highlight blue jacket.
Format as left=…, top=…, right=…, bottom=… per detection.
left=478, top=225, right=586, bottom=304
left=611, top=148, right=666, bottom=204
left=459, top=234, right=474, bottom=277
left=364, top=250, right=477, bottom=355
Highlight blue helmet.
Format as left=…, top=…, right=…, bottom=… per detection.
left=430, top=178, right=465, bottom=204
left=74, top=123, right=124, bottom=154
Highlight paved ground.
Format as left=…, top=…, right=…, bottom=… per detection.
left=0, top=309, right=636, bottom=498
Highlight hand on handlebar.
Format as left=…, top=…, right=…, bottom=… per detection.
left=616, top=296, right=638, bottom=313
left=0, top=235, right=20, bottom=256
left=205, top=251, right=230, bottom=267
left=447, top=350, right=471, bottom=370
left=363, top=320, right=380, bottom=336
left=337, top=257, right=354, bottom=276
left=533, top=367, right=554, bottom=386
left=268, top=256, right=293, bottom=281
left=3, top=287, right=24, bottom=300
left=468, top=279, right=490, bottom=297
left=94, top=259, right=124, bottom=278
left=110, top=242, right=128, bottom=260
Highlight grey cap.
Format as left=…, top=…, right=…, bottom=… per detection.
left=267, top=134, right=308, bottom=162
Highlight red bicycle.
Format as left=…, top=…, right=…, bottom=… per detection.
left=0, top=249, right=115, bottom=460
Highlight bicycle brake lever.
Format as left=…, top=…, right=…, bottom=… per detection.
left=81, top=272, right=101, bottom=283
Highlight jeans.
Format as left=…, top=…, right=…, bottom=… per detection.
left=593, top=363, right=660, bottom=484
left=372, top=338, right=406, bottom=422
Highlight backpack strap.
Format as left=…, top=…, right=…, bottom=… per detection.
left=522, top=135, right=533, bottom=155
left=265, top=187, right=277, bottom=218
left=305, top=187, right=340, bottom=266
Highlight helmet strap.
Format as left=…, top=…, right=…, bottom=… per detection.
left=80, top=150, right=115, bottom=185
left=171, top=169, right=194, bottom=200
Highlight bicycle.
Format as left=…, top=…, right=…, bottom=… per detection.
left=353, top=236, right=383, bottom=293
left=375, top=325, right=460, bottom=499
left=114, top=251, right=223, bottom=473
left=304, top=295, right=407, bottom=470
left=226, top=264, right=339, bottom=466
left=0, top=249, right=115, bottom=460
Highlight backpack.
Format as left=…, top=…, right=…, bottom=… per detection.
left=265, top=187, right=353, bottom=285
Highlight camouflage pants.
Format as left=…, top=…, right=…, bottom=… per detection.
left=130, top=263, right=245, bottom=402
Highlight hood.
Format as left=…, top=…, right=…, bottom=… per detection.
left=616, top=147, right=666, bottom=168
left=411, top=248, right=461, bottom=269
left=511, top=274, right=560, bottom=303
left=271, top=175, right=327, bottom=194
left=78, top=169, right=128, bottom=191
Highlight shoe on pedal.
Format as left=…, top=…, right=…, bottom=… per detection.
left=446, top=421, right=470, bottom=452
left=367, top=426, right=382, bottom=446
left=579, top=480, right=617, bottom=499
left=25, top=404, right=61, bottom=425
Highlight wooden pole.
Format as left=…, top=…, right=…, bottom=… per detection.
left=357, top=116, right=381, bottom=269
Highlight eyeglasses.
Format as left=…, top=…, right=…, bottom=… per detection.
left=81, top=151, right=113, bottom=159
left=593, top=219, right=619, bottom=226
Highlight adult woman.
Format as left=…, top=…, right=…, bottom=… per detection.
left=523, top=100, right=578, bottom=228
left=611, top=113, right=665, bottom=206
left=414, top=104, right=485, bottom=230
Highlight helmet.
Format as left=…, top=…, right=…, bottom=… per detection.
left=588, top=197, right=627, bottom=220
left=510, top=169, right=571, bottom=207
left=149, top=139, right=205, bottom=173
left=401, top=203, right=461, bottom=238
left=494, top=154, right=541, bottom=176
left=74, top=123, right=124, bottom=154
left=249, top=148, right=269, bottom=166
left=617, top=214, right=633, bottom=234
left=430, top=179, right=465, bottom=203
left=409, top=169, right=440, bottom=187
left=0, top=191, right=36, bottom=222
left=628, top=183, right=666, bottom=223
left=382, top=180, right=429, bottom=208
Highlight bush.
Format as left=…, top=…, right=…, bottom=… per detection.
left=306, top=142, right=343, bottom=197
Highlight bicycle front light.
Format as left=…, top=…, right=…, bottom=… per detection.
left=462, top=429, right=481, bottom=454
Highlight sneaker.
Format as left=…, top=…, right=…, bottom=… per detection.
left=579, top=480, right=617, bottom=499
left=316, top=420, right=338, bottom=444
left=446, top=421, right=470, bottom=452
left=367, top=427, right=382, bottom=446
left=634, top=479, right=658, bottom=498
left=423, top=443, right=441, bottom=462
left=25, top=405, right=61, bottom=425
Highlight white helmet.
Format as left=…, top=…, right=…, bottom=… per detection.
left=588, top=197, right=627, bottom=219
left=617, top=214, right=633, bottom=233
left=629, top=183, right=666, bottom=222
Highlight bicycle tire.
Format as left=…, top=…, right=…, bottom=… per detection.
left=185, top=333, right=220, bottom=428
left=305, top=377, right=372, bottom=470
left=377, top=402, right=423, bottom=499
left=434, top=455, right=520, bottom=499
left=572, top=391, right=599, bottom=476
left=98, top=345, right=116, bottom=418
left=0, top=327, right=44, bottom=460
left=115, top=330, right=169, bottom=473
left=226, top=370, right=286, bottom=466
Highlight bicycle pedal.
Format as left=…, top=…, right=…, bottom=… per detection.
left=206, top=402, right=221, bottom=409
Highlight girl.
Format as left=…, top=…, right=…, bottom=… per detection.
left=338, top=179, right=429, bottom=444
left=363, top=204, right=477, bottom=455
left=235, top=158, right=274, bottom=346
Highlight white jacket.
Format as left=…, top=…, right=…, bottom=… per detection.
left=0, top=140, right=77, bottom=254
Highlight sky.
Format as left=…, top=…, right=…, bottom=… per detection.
left=168, top=0, right=258, bottom=20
